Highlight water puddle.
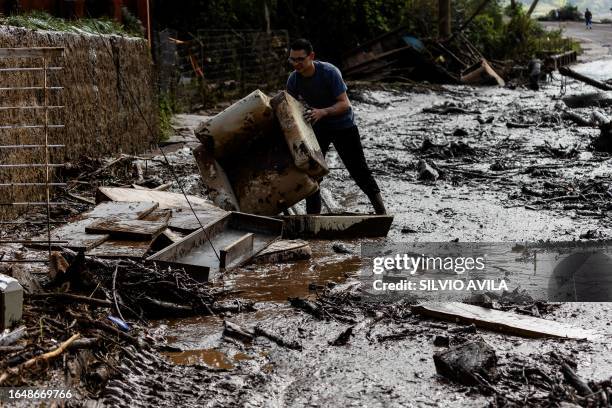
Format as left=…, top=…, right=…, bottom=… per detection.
left=164, top=349, right=235, bottom=369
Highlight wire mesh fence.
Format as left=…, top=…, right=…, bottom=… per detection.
left=156, top=29, right=290, bottom=109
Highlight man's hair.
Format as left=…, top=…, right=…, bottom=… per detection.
left=290, top=38, right=313, bottom=55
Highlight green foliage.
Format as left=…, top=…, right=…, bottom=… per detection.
left=153, top=0, right=577, bottom=65
left=158, top=93, right=175, bottom=142
left=0, top=11, right=143, bottom=37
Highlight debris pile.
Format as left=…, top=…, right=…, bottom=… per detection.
left=341, top=28, right=505, bottom=86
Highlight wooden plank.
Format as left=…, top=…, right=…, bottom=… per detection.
left=142, top=209, right=172, bottom=223
left=96, top=187, right=226, bottom=212
left=85, top=219, right=167, bottom=240
left=168, top=209, right=229, bottom=233
left=46, top=219, right=109, bottom=251
left=220, top=233, right=254, bottom=269
left=86, top=201, right=158, bottom=219
left=35, top=201, right=159, bottom=251
left=413, top=302, right=595, bottom=340
left=0, top=47, right=64, bottom=58
left=86, top=239, right=153, bottom=259
left=253, top=239, right=311, bottom=264
left=281, top=214, right=393, bottom=239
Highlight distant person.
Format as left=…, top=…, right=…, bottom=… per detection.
left=585, top=8, right=593, bottom=29
left=285, top=38, right=386, bottom=214
left=527, top=58, right=542, bottom=90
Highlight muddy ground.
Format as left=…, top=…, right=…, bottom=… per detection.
left=2, top=58, right=612, bottom=407
left=148, top=61, right=612, bottom=406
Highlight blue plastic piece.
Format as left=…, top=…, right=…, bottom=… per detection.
left=108, top=315, right=130, bottom=332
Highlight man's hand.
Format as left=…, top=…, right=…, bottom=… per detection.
left=305, top=108, right=327, bottom=124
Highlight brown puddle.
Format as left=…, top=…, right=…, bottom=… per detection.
left=219, top=240, right=366, bottom=302
left=164, top=349, right=235, bottom=369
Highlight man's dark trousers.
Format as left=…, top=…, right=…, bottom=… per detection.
left=306, top=125, right=380, bottom=213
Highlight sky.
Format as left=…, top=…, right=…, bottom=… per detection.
left=518, top=0, right=612, bottom=19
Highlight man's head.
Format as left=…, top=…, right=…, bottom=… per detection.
left=289, top=38, right=314, bottom=74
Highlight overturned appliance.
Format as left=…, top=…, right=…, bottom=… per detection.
left=194, top=90, right=328, bottom=216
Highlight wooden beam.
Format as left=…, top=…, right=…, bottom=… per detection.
left=219, top=233, right=254, bottom=269
left=559, top=66, right=612, bottom=91
left=413, top=302, right=595, bottom=339
left=438, top=0, right=452, bottom=39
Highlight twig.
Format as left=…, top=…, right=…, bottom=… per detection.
left=28, top=292, right=112, bottom=307
left=66, top=192, right=95, bottom=205
left=0, top=333, right=81, bottom=385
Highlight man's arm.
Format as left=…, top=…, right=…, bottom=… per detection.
left=306, top=92, right=351, bottom=124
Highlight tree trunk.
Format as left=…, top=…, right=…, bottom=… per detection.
left=438, top=0, right=451, bottom=39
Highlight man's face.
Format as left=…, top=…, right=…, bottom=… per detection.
left=288, top=49, right=314, bottom=73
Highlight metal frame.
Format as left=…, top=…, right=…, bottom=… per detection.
left=0, top=47, right=67, bottom=262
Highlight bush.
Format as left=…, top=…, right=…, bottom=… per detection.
left=0, top=10, right=143, bottom=37
left=158, top=93, right=175, bottom=142
left=542, top=4, right=581, bottom=21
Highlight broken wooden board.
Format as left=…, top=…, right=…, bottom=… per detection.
left=413, top=302, right=595, bottom=340
left=85, top=219, right=167, bottom=240
left=460, top=59, right=505, bottom=87
left=142, top=209, right=172, bottom=223
left=147, top=212, right=283, bottom=281
left=96, top=187, right=226, bottom=213
left=86, top=239, right=154, bottom=259
left=281, top=214, right=394, bottom=239
left=35, top=201, right=159, bottom=251
left=86, top=201, right=159, bottom=219
left=252, top=239, right=312, bottom=264
left=219, top=232, right=254, bottom=268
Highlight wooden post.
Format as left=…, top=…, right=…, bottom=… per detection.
left=112, top=0, right=122, bottom=21
left=438, top=0, right=451, bottom=39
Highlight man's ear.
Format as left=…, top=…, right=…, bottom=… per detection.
left=310, top=52, right=315, bottom=61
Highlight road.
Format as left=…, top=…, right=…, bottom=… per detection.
left=544, top=21, right=612, bottom=61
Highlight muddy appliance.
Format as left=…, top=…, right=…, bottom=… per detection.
left=194, top=90, right=328, bottom=216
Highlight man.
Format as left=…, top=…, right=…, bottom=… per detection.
left=286, top=38, right=386, bottom=215
left=527, top=58, right=542, bottom=90
left=585, top=8, right=593, bottom=29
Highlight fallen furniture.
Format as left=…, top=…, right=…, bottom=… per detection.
left=147, top=212, right=282, bottom=281
left=194, top=90, right=328, bottom=216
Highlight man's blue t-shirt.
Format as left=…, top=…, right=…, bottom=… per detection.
left=287, top=61, right=355, bottom=131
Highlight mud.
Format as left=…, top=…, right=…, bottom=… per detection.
left=148, top=60, right=612, bottom=407
left=4, top=57, right=612, bottom=406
